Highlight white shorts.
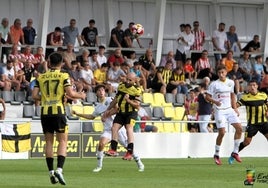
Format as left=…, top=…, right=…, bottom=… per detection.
left=100, top=127, right=128, bottom=148
left=214, top=108, right=241, bottom=129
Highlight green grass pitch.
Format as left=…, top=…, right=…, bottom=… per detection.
left=0, top=157, right=267, bottom=188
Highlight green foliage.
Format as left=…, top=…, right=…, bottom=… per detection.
left=0, top=158, right=267, bottom=188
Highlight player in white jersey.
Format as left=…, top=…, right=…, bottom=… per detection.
left=205, top=64, right=242, bottom=165
left=73, top=84, right=144, bottom=172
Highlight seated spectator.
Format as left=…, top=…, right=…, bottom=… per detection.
left=151, top=60, right=173, bottom=94
left=120, top=62, right=129, bottom=75
left=252, top=55, right=264, bottom=84
left=107, top=62, right=126, bottom=91
left=0, top=66, right=11, bottom=91
left=227, top=62, right=244, bottom=94
left=237, top=51, right=253, bottom=82
left=166, top=67, right=188, bottom=95
left=242, top=35, right=260, bottom=52
left=263, top=57, right=268, bottom=74
left=62, top=43, right=76, bottom=70
left=94, top=63, right=113, bottom=95
left=79, top=61, right=95, bottom=92
left=130, top=61, right=146, bottom=90
left=107, top=48, right=124, bottom=68
left=124, top=51, right=137, bottom=68
left=138, top=48, right=156, bottom=81
left=134, top=107, right=158, bottom=133
left=195, top=50, right=215, bottom=80
left=184, top=58, right=196, bottom=84
left=97, top=45, right=107, bottom=66
left=184, top=89, right=199, bottom=132
left=160, top=51, right=176, bottom=69
left=220, top=50, right=236, bottom=73
left=259, top=75, right=268, bottom=94
left=0, top=98, right=6, bottom=120
left=2, top=59, right=22, bottom=91
left=8, top=44, right=25, bottom=69
left=76, top=48, right=90, bottom=68
left=34, top=46, right=47, bottom=73
left=88, top=51, right=100, bottom=72
left=67, top=60, right=83, bottom=92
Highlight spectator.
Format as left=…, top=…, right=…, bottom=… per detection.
left=79, top=61, right=95, bottom=92
left=97, top=45, right=107, bottom=66
left=138, top=48, right=156, bottom=81
left=195, top=50, right=216, bottom=80
left=175, top=24, right=195, bottom=68
left=0, top=18, right=10, bottom=61
left=212, top=22, right=228, bottom=66
left=34, top=46, right=48, bottom=73
left=184, top=89, right=199, bottom=132
left=252, top=55, right=264, bottom=84
left=93, top=63, right=113, bottom=95
left=23, top=18, right=36, bottom=45
left=67, top=60, right=83, bottom=92
left=226, top=25, right=242, bottom=52
left=107, top=48, right=124, bottom=68
left=191, top=21, right=206, bottom=66
left=134, top=107, right=158, bottom=133
left=263, top=57, right=268, bottom=74
left=7, top=18, right=25, bottom=45
left=227, top=62, right=244, bottom=94
left=237, top=51, right=253, bottom=82
left=130, top=61, right=146, bottom=90
left=8, top=44, right=25, bottom=69
left=160, top=50, right=176, bottom=69
left=109, top=20, right=124, bottom=48
left=242, top=35, right=261, bottom=52
left=197, top=83, right=213, bottom=133
left=76, top=48, right=90, bottom=67
left=62, top=43, right=76, bottom=70
left=151, top=60, right=173, bottom=94
left=220, top=50, right=236, bottom=73
left=81, top=19, right=99, bottom=48
left=184, top=58, right=196, bottom=84
left=88, top=51, right=100, bottom=72
left=2, top=59, right=21, bottom=91
left=124, top=51, right=137, bottom=68
left=107, top=62, right=126, bottom=91
left=62, top=19, right=82, bottom=46
left=46, top=27, right=63, bottom=58
left=166, top=67, right=188, bottom=95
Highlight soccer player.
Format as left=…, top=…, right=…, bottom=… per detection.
left=73, top=84, right=144, bottom=172
left=205, top=64, right=243, bottom=165
left=104, top=72, right=142, bottom=160
left=32, top=52, right=86, bottom=185
left=231, top=80, right=268, bottom=163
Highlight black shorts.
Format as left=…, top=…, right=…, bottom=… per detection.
left=41, top=115, right=68, bottom=134
left=113, top=112, right=138, bottom=127
left=245, top=122, right=268, bottom=138
left=175, top=49, right=186, bottom=63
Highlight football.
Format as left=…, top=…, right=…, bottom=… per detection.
left=131, top=24, right=144, bottom=38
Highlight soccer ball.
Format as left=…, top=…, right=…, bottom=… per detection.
left=131, top=24, right=144, bottom=38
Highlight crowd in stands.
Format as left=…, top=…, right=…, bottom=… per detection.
left=0, top=17, right=265, bottom=133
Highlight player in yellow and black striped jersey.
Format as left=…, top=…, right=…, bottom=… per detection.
left=104, top=72, right=142, bottom=160
left=236, top=80, right=268, bottom=153
left=32, top=52, right=85, bottom=185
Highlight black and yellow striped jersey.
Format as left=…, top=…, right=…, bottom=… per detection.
left=116, top=82, right=142, bottom=113
left=169, top=71, right=185, bottom=82
left=153, top=66, right=172, bottom=84
left=35, top=69, right=71, bottom=116
left=237, top=92, right=268, bottom=125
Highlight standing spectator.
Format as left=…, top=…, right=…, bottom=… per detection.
left=0, top=18, right=10, bottom=61
left=205, top=64, right=242, bottom=165
left=166, top=67, right=188, bottom=95
left=220, top=50, right=236, bottom=73
left=226, top=25, right=242, bottom=52
left=242, top=35, right=261, bottom=52
left=97, top=45, right=107, bottom=66
left=212, top=22, right=228, bottom=66
left=105, top=72, right=142, bottom=160
left=109, top=20, right=124, bottom=48
left=175, top=24, right=195, bottom=68
left=23, top=18, right=36, bottom=45
left=62, top=19, right=81, bottom=46
left=160, top=51, right=176, bottom=69
left=197, top=83, right=212, bottom=133
left=32, top=52, right=86, bottom=185
left=46, top=27, right=63, bottom=58
left=191, top=21, right=206, bottom=66
left=237, top=51, right=253, bottom=82
left=151, top=60, right=173, bottom=94
left=81, top=19, right=99, bottom=47
left=185, top=89, right=199, bottom=132
left=7, top=18, right=25, bottom=45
